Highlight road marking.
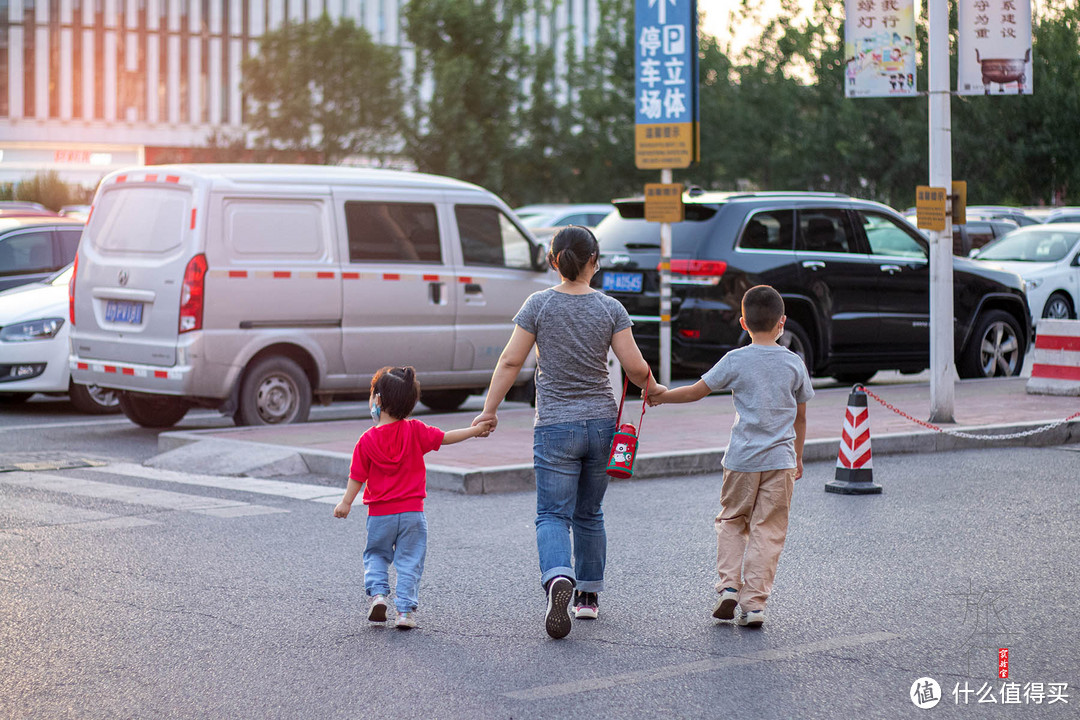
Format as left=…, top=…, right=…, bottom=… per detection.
left=503, top=631, right=900, bottom=700
left=0, top=472, right=288, bottom=517
left=1, top=496, right=158, bottom=530
left=89, top=463, right=342, bottom=502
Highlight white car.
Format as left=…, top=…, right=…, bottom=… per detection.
left=971, top=223, right=1080, bottom=328
left=0, top=265, right=120, bottom=412
left=513, top=203, right=614, bottom=230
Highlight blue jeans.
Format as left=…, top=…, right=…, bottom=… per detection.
left=533, top=418, right=616, bottom=593
left=363, top=511, right=427, bottom=614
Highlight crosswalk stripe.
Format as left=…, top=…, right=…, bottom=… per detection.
left=89, top=463, right=343, bottom=503
left=0, top=473, right=289, bottom=517
left=1, top=496, right=159, bottom=530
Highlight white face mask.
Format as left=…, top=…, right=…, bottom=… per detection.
left=776, top=326, right=785, bottom=341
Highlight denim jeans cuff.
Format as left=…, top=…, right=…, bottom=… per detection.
left=540, top=567, right=576, bottom=591
left=574, top=579, right=604, bottom=593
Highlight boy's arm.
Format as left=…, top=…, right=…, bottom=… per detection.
left=333, top=478, right=363, bottom=518
left=649, top=380, right=712, bottom=406
left=793, top=402, right=807, bottom=480
left=442, top=421, right=493, bottom=446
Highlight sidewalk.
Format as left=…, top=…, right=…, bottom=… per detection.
left=153, top=377, right=1080, bottom=493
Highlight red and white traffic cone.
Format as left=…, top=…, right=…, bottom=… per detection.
left=825, top=386, right=882, bottom=495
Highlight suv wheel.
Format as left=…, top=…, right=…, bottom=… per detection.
left=779, top=318, right=814, bottom=375
left=420, top=389, right=471, bottom=412
left=236, top=356, right=312, bottom=426
left=118, top=392, right=189, bottom=428
left=958, top=310, right=1025, bottom=379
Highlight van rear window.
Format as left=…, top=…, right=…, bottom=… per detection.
left=88, top=186, right=189, bottom=253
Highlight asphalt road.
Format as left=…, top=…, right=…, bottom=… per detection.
left=2, top=439, right=1077, bottom=719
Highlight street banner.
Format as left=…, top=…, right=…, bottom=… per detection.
left=843, top=0, right=918, bottom=98
left=957, top=0, right=1033, bottom=95
left=634, top=0, right=698, bottom=169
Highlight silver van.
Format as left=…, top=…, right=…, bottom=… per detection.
left=69, top=164, right=551, bottom=427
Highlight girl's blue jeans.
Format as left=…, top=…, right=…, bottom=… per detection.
left=363, top=511, right=427, bottom=614
left=532, top=418, right=616, bottom=593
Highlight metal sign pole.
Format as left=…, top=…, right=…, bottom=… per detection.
left=659, top=168, right=673, bottom=387
left=928, top=0, right=956, bottom=423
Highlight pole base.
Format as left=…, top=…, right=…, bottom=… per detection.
left=825, top=479, right=883, bottom=495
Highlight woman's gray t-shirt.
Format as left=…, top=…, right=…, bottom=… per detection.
left=513, top=289, right=633, bottom=426
left=701, top=344, right=815, bottom=472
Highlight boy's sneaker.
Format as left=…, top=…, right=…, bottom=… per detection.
left=737, top=609, right=766, bottom=627
left=573, top=591, right=599, bottom=620
left=367, top=594, right=388, bottom=623
left=545, top=576, right=574, bottom=639
left=395, top=611, right=417, bottom=630
left=712, top=588, right=738, bottom=620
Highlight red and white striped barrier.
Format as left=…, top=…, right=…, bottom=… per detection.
left=826, top=386, right=883, bottom=495
left=1027, top=319, right=1080, bottom=397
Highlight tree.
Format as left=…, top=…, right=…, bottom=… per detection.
left=242, top=15, right=404, bottom=165
left=402, top=0, right=529, bottom=196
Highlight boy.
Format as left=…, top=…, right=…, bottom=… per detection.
left=648, top=285, right=813, bottom=627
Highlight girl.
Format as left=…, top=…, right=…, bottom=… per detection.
left=334, top=366, right=492, bottom=629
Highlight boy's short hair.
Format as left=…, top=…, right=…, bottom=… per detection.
left=741, top=285, right=785, bottom=332
left=371, top=366, right=420, bottom=419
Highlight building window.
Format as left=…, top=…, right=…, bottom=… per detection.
left=0, top=1, right=9, bottom=117
left=24, top=0, right=36, bottom=117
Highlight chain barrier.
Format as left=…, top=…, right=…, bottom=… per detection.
left=856, top=386, right=1080, bottom=441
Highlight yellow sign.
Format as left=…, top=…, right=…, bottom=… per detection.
left=644, top=183, right=684, bottom=223
left=635, top=123, right=696, bottom=169
left=916, top=186, right=948, bottom=231
left=952, top=180, right=967, bottom=225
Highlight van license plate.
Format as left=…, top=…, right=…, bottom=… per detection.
left=105, top=300, right=143, bottom=325
left=602, top=272, right=643, bottom=293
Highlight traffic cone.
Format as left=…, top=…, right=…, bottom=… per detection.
left=825, top=386, right=882, bottom=495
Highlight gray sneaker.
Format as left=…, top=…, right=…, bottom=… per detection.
left=367, top=594, right=388, bottom=623
left=712, top=588, right=738, bottom=620
left=545, top=576, right=574, bottom=639
left=737, top=609, right=766, bottom=627
left=395, top=611, right=417, bottom=630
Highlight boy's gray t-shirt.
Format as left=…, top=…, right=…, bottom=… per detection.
left=513, top=289, right=633, bottom=426
left=702, top=344, right=815, bottom=472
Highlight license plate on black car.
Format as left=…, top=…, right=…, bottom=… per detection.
left=602, top=272, right=643, bottom=293
left=105, top=300, right=143, bottom=324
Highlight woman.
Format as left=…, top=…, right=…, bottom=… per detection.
left=472, top=226, right=659, bottom=639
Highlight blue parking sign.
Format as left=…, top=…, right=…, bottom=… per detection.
left=635, top=0, right=698, bottom=168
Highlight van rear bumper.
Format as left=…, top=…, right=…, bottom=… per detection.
left=69, top=355, right=195, bottom=397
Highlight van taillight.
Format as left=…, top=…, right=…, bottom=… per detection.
left=663, top=259, right=728, bottom=276
left=179, top=254, right=207, bottom=333
left=69, top=254, right=78, bottom=326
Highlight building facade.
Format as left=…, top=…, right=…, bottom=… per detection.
left=0, top=0, right=598, bottom=186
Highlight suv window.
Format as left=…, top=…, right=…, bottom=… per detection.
left=796, top=209, right=857, bottom=253
left=738, top=210, right=795, bottom=251
left=58, top=228, right=82, bottom=265
left=457, top=206, right=532, bottom=270
left=855, top=211, right=927, bottom=259
left=598, top=204, right=717, bottom=254
left=345, top=202, right=441, bottom=263
left=0, top=230, right=55, bottom=275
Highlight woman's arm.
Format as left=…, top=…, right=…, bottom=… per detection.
left=610, top=327, right=662, bottom=396
left=472, top=325, right=536, bottom=432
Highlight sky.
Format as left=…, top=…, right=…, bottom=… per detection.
left=699, top=0, right=817, bottom=52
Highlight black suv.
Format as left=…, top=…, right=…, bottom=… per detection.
left=593, top=191, right=1032, bottom=383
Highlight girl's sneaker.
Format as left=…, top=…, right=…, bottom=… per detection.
left=545, top=576, right=574, bottom=639
left=573, top=591, right=599, bottom=619
left=368, top=595, right=388, bottom=622
left=395, top=611, right=417, bottom=630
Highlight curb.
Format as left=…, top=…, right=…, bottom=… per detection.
left=157, top=417, right=1080, bottom=495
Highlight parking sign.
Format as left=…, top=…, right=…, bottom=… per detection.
left=635, top=0, right=698, bottom=169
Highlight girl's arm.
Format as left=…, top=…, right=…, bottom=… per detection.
left=649, top=379, right=712, bottom=406
left=472, top=326, right=536, bottom=432
left=333, top=478, right=363, bottom=518
left=443, top=421, right=494, bottom=446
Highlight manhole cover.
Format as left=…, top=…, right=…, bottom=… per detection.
left=0, top=452, right=110, bottom=473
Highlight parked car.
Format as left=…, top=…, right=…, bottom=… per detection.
left=0, top=264, right=119, bottom=412
left=70, top=164, right=551, bottom=428
left=513, top=204, right=614, bottom=230
left=0, top=216, right=85, bottom=291
left=964, top=205, right=1042, bottom=227
left=1044, top=207, right=1080, bottom=224
left=971, top=223, right=1080, bottom=327
left=903, top=212, right=1017, bottom=255
left=594, top=191, right=1032, bottom=383
left=60, top=205, right=92, bottom=221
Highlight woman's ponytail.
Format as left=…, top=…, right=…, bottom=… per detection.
left=548, top=226, right=599, bottom=281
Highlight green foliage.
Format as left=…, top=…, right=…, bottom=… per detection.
left=14, top=172, right=72, bottom=211
left=242, top=15, right=404, bottom=165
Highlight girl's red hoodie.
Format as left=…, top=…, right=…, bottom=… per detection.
left=348, top=419, right=445, bottom=516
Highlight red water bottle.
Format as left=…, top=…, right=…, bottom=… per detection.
left=607, top=374, right=649, bottom=479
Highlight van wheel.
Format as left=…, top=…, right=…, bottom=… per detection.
left=118, top=392, right=189, bottom=428
left=420, top=389, right=471, bottom=412
left=69, top=381, right=122, bottom=414
left=236, top=356, right=312, bottom=426
left=778, top=318, right=814, bottom=374
left=958, top=310, right=1025, bottom=378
